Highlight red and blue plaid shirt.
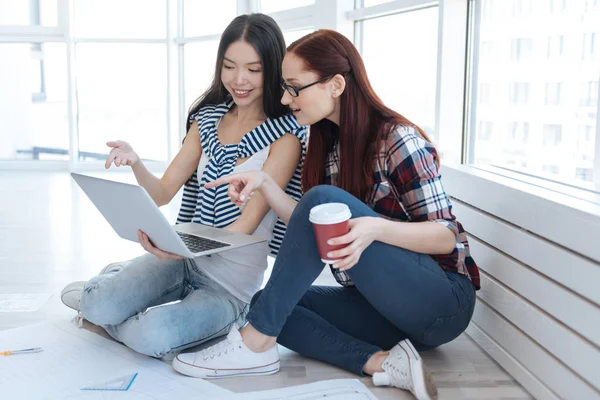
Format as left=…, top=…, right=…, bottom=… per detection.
left=324, top=125, right=480, bottom=290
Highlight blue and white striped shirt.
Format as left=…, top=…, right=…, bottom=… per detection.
left=176, top=100, right=307, bottom=255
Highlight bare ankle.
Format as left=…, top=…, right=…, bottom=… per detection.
left=240, top=324, right=277, bottom=353
left=363, top=351, right=389, bottom=376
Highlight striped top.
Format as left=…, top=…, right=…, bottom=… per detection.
left=176, top=99, right=308, bottom=255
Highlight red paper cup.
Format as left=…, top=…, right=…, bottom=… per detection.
left=309, top=203, right=352, bottom=264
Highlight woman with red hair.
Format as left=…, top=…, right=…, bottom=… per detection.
left=174, top=30, right=480, bottom=400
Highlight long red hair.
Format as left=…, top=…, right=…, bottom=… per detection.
left=288, top=30, right=438, bottom=202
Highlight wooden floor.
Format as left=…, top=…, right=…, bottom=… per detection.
left=0, top=171, right=533, bottom=400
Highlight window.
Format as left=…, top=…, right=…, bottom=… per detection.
left=545, top=82, right=562, bottom=105
left=478, top=122, right=493, bottom=141
left=184, top=0, right=236, bottom=37
left=586, top=0, right=600, bottom=11
left=509, top=83, right=530, bottom=104
left=260, top=0, right=314, bottom=13
left=576, top=168, right=594, bottom=181
left=513, top=0, right=532, bottom=17
left=75, top=44, right=168, bottom=162
left=184, top=41, right=220, bottom=112
left=284, top=29, right=314, bottom=47
left=548, top=0, right=566, bottom=14
left=583, top=32, right=600, bottom=61
left=508, top=122, right=529, bottom=143
left=362, top=7, right=439, bottom=139
left=511, top=38, right=533, bottom=63
left=363, top=0, right=395, bottom=6
left=580, top=81, right=599, bottom=107
left=543, top=124, right=562, bottom=146
left=471, top=2, right=599, bottom=189
left=577, top=125, right=595, bottom=162
left=73, top=0, right=166, bottom=39
left=0, top=0, right=57, bottom=26
left=0, top=43, right=68, bottom=161
left=547, top=35, right=564, bottom=59
left=542, top=164, right=560, bottom=174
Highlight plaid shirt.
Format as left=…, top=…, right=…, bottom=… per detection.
left=324, top=125, right=480, bottom=290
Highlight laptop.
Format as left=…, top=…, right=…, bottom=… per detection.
left=70, top=173, right=267, bottom=258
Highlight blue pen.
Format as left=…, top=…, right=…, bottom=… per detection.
left=1, top=347, right=43, bottom=356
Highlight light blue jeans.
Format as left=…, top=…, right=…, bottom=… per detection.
left=79, top=253, right=248, bottom=358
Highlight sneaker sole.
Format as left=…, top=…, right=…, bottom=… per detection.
left=400, top=340, right=438, bottom=400
left=172, top=356, right=280, bottom=379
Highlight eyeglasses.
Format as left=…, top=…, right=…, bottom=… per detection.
left=281, top=75, right=334, bottom=97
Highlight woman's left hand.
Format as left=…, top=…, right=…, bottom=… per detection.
left=326, top=217, right=381, bottom=271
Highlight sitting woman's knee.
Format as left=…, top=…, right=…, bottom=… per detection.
left=300, top=185, right=347, bottom=207
left=79, top=282, right=127, bottom=326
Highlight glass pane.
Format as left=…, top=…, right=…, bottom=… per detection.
left=0, top=0, right=57, bottom=26
left=184, top=41, right=220, bottom=115
left=362, top=7, right=439, bottom=140
left=363, top=0, right=394, bottom=6
left=284, top=28, right=314, bottom=47
left=260, top=0, right=314, bottom=14
left=73, top=0, right=166, bottom=38
left=184, top=0, right=236, bottom=37
left=75, top=44, right=168, bottom=162
left=0, top=43, right=68, bottom=161
left=470, top=0, right=600, bottom=187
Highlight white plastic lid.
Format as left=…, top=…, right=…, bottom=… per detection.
left=309, top=203, right=352, bottom=225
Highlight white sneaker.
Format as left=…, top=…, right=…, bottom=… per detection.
left=172, top=324, right=280, bottom=379
left=60, top=281, right=86, bottom=311
left=373, top=339, right=438, bottom=400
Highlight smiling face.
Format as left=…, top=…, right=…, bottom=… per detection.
left=280, top=53, right=339, bottom=126
left=220, top=40, right=264, bottom=109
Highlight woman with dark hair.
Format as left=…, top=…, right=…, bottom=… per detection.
left=59, top=14, right=307, bottom=359
left=176, top=30, right=480, bottom=400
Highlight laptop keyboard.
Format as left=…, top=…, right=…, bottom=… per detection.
left=176, top=231, right=231, bottom=253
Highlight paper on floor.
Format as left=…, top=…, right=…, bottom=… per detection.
left=0, top=293, right=52, bottom=312
left=0, top=319, right=231, bottom=399
left=224, top=379, right=379, bottom=400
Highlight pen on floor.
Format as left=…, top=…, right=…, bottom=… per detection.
left=1, top=347, right=43, bottom=356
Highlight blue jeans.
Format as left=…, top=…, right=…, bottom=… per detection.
left=248, top=185, right=476, bottom=375
left=79, top=253, right=248, bottom=358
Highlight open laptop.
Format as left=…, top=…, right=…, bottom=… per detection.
left=70, top=173, right=267, bottom=258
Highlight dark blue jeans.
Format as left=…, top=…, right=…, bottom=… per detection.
left=247, top=185, right=476, bottom=375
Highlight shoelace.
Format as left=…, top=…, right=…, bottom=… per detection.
left=72, top=312, right=84, bottom=328
left=383, top=353, right=412, bottom=389
left=198, top=339, right=243, bottom=361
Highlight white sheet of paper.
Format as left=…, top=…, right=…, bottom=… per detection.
left=0, top=320, right=231, bottom=399
left=223, top=379, right=379, bottom=400
left=0, top=293, right=52, bottom=312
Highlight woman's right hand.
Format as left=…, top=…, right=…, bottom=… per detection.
left=105, top=140, right=140, bottom=169
left=137, top=230, right=184, bottom=260
left=204, top=171, right=268, bottom=206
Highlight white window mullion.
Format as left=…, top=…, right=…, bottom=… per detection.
left=166, top=0, right=178, bottom=161
left=64, top=0, right=78, bottom=171
left=177, top=0, right=186, bottom=143
left=434, top=0, right=470, bottom=165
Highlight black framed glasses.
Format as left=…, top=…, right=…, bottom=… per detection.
left=281, top=74, right=334, bottom=97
